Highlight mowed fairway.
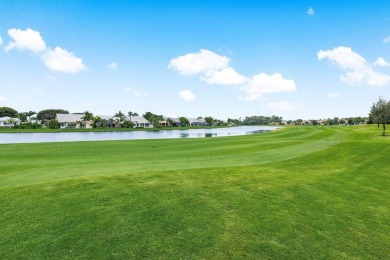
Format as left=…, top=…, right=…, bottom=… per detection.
left=0, top=125, right=389, bottom=259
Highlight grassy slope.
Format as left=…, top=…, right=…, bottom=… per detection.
left=0, top=125, right=389, bottom=259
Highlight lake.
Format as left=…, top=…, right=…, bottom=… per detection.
left=0, top=126, right=280, bottom=144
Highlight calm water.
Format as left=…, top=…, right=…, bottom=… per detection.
left=0, top=126, right=280, bottom=144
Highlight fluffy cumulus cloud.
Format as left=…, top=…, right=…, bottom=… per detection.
left=374, top=57, right=390, bottom=67
left=168, top=49, right=229, bottom=75
left=268, top=101, right=303, bottom=111
left=5, top=28, right=86, bottom=73
left=201, top=67, right=247, bottom=85
left=179, top=90, right=196, bottom=102
left=241, top=73, right=296, bottom=101
left=318, top=46, right=390, bottom=86
left=0, top=36, right=2, bottom=45
left=168, top=49, right=246, bottom=85
left=383, top=36, right=390, bottom=43
left=169, top=49, right=297, bottom=101
left=41, top=47, right=87, bottom=73
left=5, top=28, right=46, bottom=53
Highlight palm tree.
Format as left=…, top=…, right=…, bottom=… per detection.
left=7, top=118, right=15, bottom=127
left=91, top=116, right=102, bottom=128
left=115, top=111, right=125, bottom=121
left=128, top=111, right=134, bottom=123
left=81, top=111, right=93, bottom=122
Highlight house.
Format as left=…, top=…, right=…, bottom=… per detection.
left=127, top=116, right=152, bottom=128
left=56, top=114, right=91, bottom=128
left=0, top=117, right=21, bottom=127
left=187, top=118, right=207, bottom=126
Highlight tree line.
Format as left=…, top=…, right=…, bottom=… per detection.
left=1, top=99, right=388, bottom=132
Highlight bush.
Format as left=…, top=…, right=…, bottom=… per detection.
left=48, top=119, right=60, bottom=129
left=13, top=123, right=42, bottom=129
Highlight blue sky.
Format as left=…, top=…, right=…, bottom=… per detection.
left=1, top=0, right=390, bottom=120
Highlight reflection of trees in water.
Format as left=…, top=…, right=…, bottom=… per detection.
left=180, top=133, right=189, bottom=138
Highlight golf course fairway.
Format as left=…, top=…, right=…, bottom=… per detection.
left=0, top=125, right=389, bottom=258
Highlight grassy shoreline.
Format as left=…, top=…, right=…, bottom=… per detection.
left=1, top=125, right=389, bottom=258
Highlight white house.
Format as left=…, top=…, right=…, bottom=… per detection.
left=127, top=115, right=152, bottom=128
left=0, top=117, right=21, bottom=127
left=187, top=118, right=207, bottom=126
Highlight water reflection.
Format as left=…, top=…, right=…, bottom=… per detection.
left=0, top=126, right=280, bottom=144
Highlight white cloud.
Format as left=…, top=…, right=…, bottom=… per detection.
left=0, top=96, right=6, bottom=102
left=41, top=47, right=87, bottom=73
left=383, top=36, right=390, bottom=43
left=124, top=87, right=131, bottom=92
left=169, top=50, right=297, bottom=100
left=327, top=92, right=340, bottom=98
left=201, top=67, right=247, bottom=85
left=5, top=28, right=46, bottom=53
left=107, top=62, right=118, bottom=70
left=168, top=49, right=229, bottom=75
left=0, top=36, right=2, bottom=45
left=268, top=101, right=303, bottom=111
left=179, top=90, right=196, bottom=102
left=307, top=7, right=314, bottom=16
left=5, top=28, right=87, bottom=74
left=374, top=57, right=390, bottom=67
left=241, top=73, right=296, bottom=101
left=168, top=49, right=246, bottom=86
left=318, top=47, right=366, bottom=70
left=318, top=46, right=390, bottom=86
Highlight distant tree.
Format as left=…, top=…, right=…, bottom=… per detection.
left=81, top=111, right=94, bottom=122
left=91, top=116, right=102, bottom=128
left=369, top=97, right=390, bottom=136
left=114, top=111, right=125, bottom=121
left=167, top=118, right=175, bottom=127
left=310, top=120, right=319, bottom=125
left=179, top=117, right=190, bottom=126
left=128, top=111, right=135, bottom=122
left=339, top=118, right=347, bottom=125
left=37, top=109, right=69, bottom=122
left=205, top=116, right=214, bottom=126
left=143, top=112, right=154, bottom=122
left=18, top=113, right=28, bottom=122
left=0, top=107, right=18, bottom=117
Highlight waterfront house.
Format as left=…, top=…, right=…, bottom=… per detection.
left=0, top=117, right=21, bottom=127
left=56, top=114, right=91, bottom=128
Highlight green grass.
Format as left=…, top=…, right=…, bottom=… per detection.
left=0, top=125, right=389, bottom=259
